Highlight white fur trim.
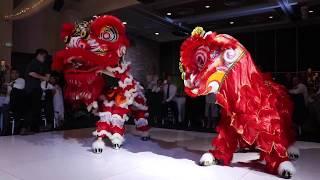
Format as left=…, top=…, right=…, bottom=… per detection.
left=110, top=133, right=125, bottom=145
left=191, top=88, right=199, bottom=94
left=132, top=102, right=148, bottom=111
left=87, top=101, right=98, bottom=112
left=106, top=62, right=131, bottom=74
left=92, top=101, right=98, bottom=109
left=117, top=46, right=127, bottom=57
left=92, top=130, right=112, bottom=138
left=103, top=100, right=115, bottom=107
left=98, top=112, right=112, bottom=122
left=199, top=152, right=215, bottom=166
left=92, top=138, right=105, bottom=152
left=118, top=76, right=133, bottom=89
left=98, top=112, right=129, bottom=122
left=208, top=81, right=220, bottom=93
left=190, top=73, right=197, bottom=85
left=278, top=161, right=296, bottom=176
left=124, top=86, right=138, bottom=98
left=184, top=79, right=192, bottom=88
left=204, top=31, right=213, bottom=38
left=111, top=116, right=126, bottom=127
left=135, top=118, right=148, bottom=128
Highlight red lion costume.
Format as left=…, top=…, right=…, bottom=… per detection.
left=179, top=27, right=299, bottom=178
left=52, top=15, right=150, bottom=152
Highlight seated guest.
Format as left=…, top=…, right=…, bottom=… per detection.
left=162, top=76, right=178, bottom=125
left=6, top=69, right=26, bottom=134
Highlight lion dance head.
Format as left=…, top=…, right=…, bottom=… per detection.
left=52, top=15, right=129, bottom=106
left=179, top=27, right=246, bottom=97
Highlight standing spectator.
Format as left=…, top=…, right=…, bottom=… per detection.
left=284, top=72, right=293, bottom=89
left=150, top=79, right=163, bottom=125
left=162, top=76, right=178, bottom=125
left=6, top=69, right=26, bottom=134
left=289, top=76, right=309, bottom=135
left=25, top=49, right=50, bottom=133
left=290, top=76, right=309, bottom=106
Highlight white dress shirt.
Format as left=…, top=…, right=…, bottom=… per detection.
left=5, top=78, right=25, bottom=104
left=289, top=83, right=309, bottom=105
left=163, top=83, right=177, bottom=102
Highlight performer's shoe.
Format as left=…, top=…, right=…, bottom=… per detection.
left=113, top=144, right=121, bottom=150
left=92, top=138, right=105, bottom=154
left=288, top=145, right=300, bottom=161
left=278, top=161, right=295, bottom=179
left=110, top=133, right=124, bottom=150
left=199, top=152, right=219, bottom=166
left=141, top=136, right=150, bottom=141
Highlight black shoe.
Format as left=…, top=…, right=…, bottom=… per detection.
left=141, top=136, right=150, bottom=141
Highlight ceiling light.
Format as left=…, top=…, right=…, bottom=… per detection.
left=205, top=5, right=210, bottom=9
left=269, top=16, right=273, bottom=19
left=309, top=10, right=314, bottom=13
left=154, top=32, right=160, bottom=35
left=123, top=21, right=127, bottom=25
left=166, top=12, right=172, bottom=16
left=229, top=21, right=234, bottom=25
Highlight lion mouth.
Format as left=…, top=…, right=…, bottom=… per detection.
left=64, top=56, right=101, bottom=74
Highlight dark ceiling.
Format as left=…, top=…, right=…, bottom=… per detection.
left=107, top=0, right=320, bottom=42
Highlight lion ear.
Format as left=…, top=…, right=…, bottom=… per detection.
left=204, top=31, right=217, bottom=41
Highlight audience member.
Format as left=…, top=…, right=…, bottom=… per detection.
left=289, top=76, right=308, bottom=135
left=150, top=79, right=163, bottom=125
left=162, top=76, right=178, bottom=124
left=25, top=48, right=50, bottom=133
left=6, top=69, right=26, bottom=134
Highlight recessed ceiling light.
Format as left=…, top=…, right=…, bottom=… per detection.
left=166, top=12, right=172, bottom=16
left=269, top=16, right=273, bottom=19
left=309, top=10, right=314, bottom=13
left=123, top=21, right=127, bottom=25
left=154, top=32, right=160, bottom=35
left=229, top=21, right=234, bottom=25
left=205, top=5, right=210, bottom=9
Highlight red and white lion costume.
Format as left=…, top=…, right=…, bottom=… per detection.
left=179, top=27, right=299, bottom=178
left=52, top=15, right=150, bottom=152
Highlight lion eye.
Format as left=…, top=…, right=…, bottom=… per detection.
left=195, top=52, right=207, bottom=69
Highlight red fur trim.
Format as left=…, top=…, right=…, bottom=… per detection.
left=111, top=126, right=125, bottom=135
left=96, top=121, right=111, bottom=134
left=60, top=23, right=74, bottom=41
left=132, top=110, right=147, bottom=118
left=113, top=106, right=130, bottom=115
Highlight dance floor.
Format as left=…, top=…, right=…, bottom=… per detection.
left=0, top=126, right=319, bottom=180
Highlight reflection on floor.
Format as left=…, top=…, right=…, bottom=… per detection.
left=0, top=126, right=319, bottom=180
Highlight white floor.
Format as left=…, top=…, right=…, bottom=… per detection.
left=0, top=126, right=319, bottom=180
